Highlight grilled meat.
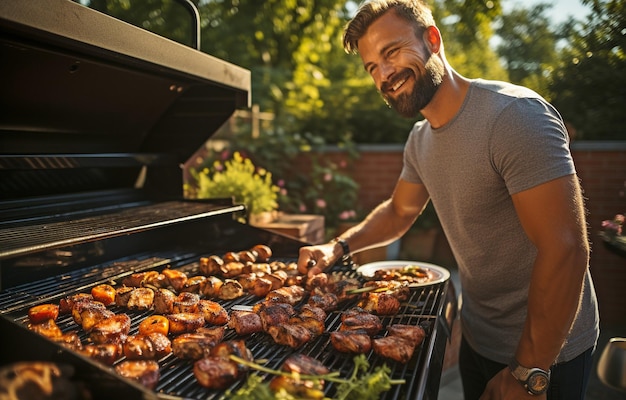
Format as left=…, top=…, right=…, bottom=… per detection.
left=281, top=353, right=329, bottom=375
left=222, top=251, right=239, bottom=263
left=330, top=329, right=372, bottom=354
left=387, top=324, right=426, bottom=347
left=288, top=315, right=325, bottom=336
left=199, top=255, right=224, bottom=276
left=162, top=268, right=188, bottom=292
left=245, top=262, right=272, bottom=275
left=53, top=331, right=83, bottom=351
left=172, top=292, right=200, bottom=313
left=267, top=323, right=312, bottom=348
left=372, top=336, right=416, bottom=363
left=299, top=304, right=327, bottom=322
left=59, top=293, right=92, bottom=315
left=264, top=270, right=288, bottom=290
left=197, top=299, right=229, bottom=325
left=79, top=305, right=115, bottom=333
left=200, top=276, right=224, bottom=298
left=27, top=304, right=59, bottom=324
left=138, top=315, right=170, bottom=336
left=235, top=273, right=258, bottom=291
left=237, top=250, right=257, bottom=264
left=339, top=307, right=383, bottom=336
left=228, top=310, right=263, bottom=336
left=249, top=276, right=273, bottom=297
left=307, top=289, right=338, bottom=312
left=220, top=261, right=245, bottom=278
left=115, top=360, right=160, bottom=390
left=28, top=318, right=62, bottom=339
left=70, top=299, right=105, bottom=326
left=193, top=356, right=240, bottom=389
left=362, top=280, right=411, bottom=301
left=81, top=343, right=122, bottom=365
left=264, top=285, right=305, bottom=306
left=332, top=277, right=362, bottom=303
left=90, top=314, right=131, bottom=344
left=181, top=275, right=207, bottom=294
left=127, top=287, right=155, bottom=310
left=114, top=286, right=134, bottom=307
left=91, top=284, right=117, bottom=306
left=153, top=288, right=176, bottom=314
left=166, top=313, right=205, bottom=335
left=257, top=303, right=295, bottom=331
left=357, top=292, right=401, bottom=315
left=217, top=279, right=244, bottom=300
left=122, top=271, right=159, bottom=287
left=172, top=332, right=218, bottom=360
left=251, top=244, right=272, bottom=262
left=210, top=339, right=253, bottom=363
left=123, top=332, right=171, bottom=360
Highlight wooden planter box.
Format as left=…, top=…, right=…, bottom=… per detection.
left=252, top=213, right=325, bottom=244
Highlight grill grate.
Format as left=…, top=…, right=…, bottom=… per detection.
left=1, top=255, right=448, bottom=400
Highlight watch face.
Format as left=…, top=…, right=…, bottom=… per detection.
left=528, top=371, right=550, bottom=395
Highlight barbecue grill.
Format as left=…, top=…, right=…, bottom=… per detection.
left=0, top=1, right=456, bottom=399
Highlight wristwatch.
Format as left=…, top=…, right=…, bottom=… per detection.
left=508, top=359, right=551, bottom=395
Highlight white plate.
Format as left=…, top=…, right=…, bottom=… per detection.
left=356, top=260, right=450, bottom=287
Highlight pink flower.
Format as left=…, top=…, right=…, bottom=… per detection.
left=277, top=179, right=285, bottom=187
left=324, top=173, right=332, bottom=182
left=339, top=210, right=357, bottom=220
left=280, top=188, right=287, bottom=196
left=299, top=204, right=307, bottom=213
left=316, top=199, right=327, bottom=208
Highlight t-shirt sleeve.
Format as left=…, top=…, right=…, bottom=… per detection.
left=490, top=97, right=575, bottom=195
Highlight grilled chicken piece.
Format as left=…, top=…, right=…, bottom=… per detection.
left=91, top=284, right=117, bottom=306
left=199, top=255, right=224, bottom=276
left=82, top=343, right=122, bottom=365
left=332, top=277, right=362, bottom=303
left=362, top=280, right=411, bottom=301
left=210, top=339, right=253, bottom=363
left=217, top=279, right=244, bottom=300
left=193, top=356, right=240, bottom=389
left=387, top=324, right=426, bottom=348
left=197, top=299, right=229, bottom=325
left=71, top=300, right=106, bottom=326
left=264, top=285, right=305, bottom=306
left=196, top=326, right=226, bottom=343
left=181, top=275, right=207, bottom=294
left=256, top=303, right=295, bottom=331
left=305, top=272, right=329, bottom=291
left=288, top=315, right=325, bottom=336
left=250, top=276, right=273, bottom=297
left=59, top=293, right=92, bottom=315
left=237, top=250, right=257, bottom=264
left=245, top=262, right=272, bottom=275
left=53, top=331, right=83, bottom=351
left=267, top=323, right=312, bottom=348
left=123, top=332, right=171, bottom=360
left=122, top=271, right=159, bottom=287
left=200, top=276, right=224, bottom=298
left=172, top=292, right=200, bottom=313
left=299, top=304, right=327, bottom=322
left=162, top=268, right=188, bottom=292
left=114, top=286, right=134, bottom=307
left=28, top=304, right=59, bottom=324
left=153, top=288, right=176, bottom=314
left=172, top=333, right=218, bottom=360
left=222, top=251, right=240, bottom=263
left=138, top=315, right=170, bottom=336
left=80, top=305, right=115, bottom=333
left=357, top=292, right=401, bottom=315
left=127, top=287, right=155, bottom=310
left=228, top=310, right=263, bottom=336
left=372, top=336, right=416, bottom=363
left=28, top=318, right=62, bottom=339
left=330, top=329, right=372, bottom=354
left=339, top=308, right=383, bottom=336
left=284, top=274, right=304, bottom=287
left=115, top=360, right=160, bottom=390
left=166, top=313, right=205, bottom=335
left=282, top=353, right=329, bottom=375
left=220, top=261, right=245, bottom=278
left=235, top=273, right=258, bottom=291
left=307, top=289, right=338, bottom=312
left=251, top=244, right=272, bottom=262
left=90, top=314, right=131, bottom=344
left=264, top=270, right=288, bottom=290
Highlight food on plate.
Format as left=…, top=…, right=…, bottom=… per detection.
left=371, top=264, right=432, bottom=283
left=115, top=360, right=160, bottom=390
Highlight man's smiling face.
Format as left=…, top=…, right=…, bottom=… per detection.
left=357, top=9, right=445, bottom=118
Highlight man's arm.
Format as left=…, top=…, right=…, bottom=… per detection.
left=297, top=179, right=430, bottom=276
left=481, top=173, right=590, bottom=399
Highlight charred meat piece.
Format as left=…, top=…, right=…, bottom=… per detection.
left=166, top=313, right=205, bottom=335
left=71, top=299, right=106, bottom=326
left=267, top=323, right=312, bottom=348
left=331, top=277, right=362, bottom=303
left=210, top=339, right=253, bottom=364
left=80, top=305, right=115, bottom=333
left=114, top=286, right=134, bottom=307
left=81, top=343, right=122, bottom=365
left=281, top=353, right=329, bottom=375
left=299, top=304, right=327, bottom=322
left=90, top=314, right=131, bottom=344
left=264, top=270, right=288, bottom=290
left=222, top=251, right=239, bottom=263
left=251, top=244, right=272, bottom=262
left=28, top=318, right=62, bottom=339
left=122, top=271, right=158, bottom=287
left=181, top=275, right=207, bottom=294
left=228, top=310, right=263, bottom=336
left=53, top=331, right=83, bottom=351
left=236, top=273, right=258, bottom=292
left=153, top=288, right=176, bottom=315
left=196, top=326, right=226, bottom=343
left=220, top=261, right=245, bottom=279
left=305, top=272, right=329, bottom=292
left=193, top=356, right=240, bottom=390
left=199, top=255, right=224, bottom=276
left=147, top=332, right=172, bottom=359
left=237, top=250, right=257, bottom=264
left=127, top=287, right=155, bottom=311
left=362, top=280, right=411, bottom=301
left=264, top=285, right=305, bottom=306
left=357, top=292, right=401, bottom=315
left=249, top=276, right=273, bottom=298
left=91, top=284, right=117, bottom=306
left=138, top=315, right=170, bottom=336
left=197, top=299, right=229, bottom=325
left=339, top=308, right=383, bottom=336
left=387, top=324, right=426, bottom=348
left=172, top=292, right=200, bottom=313
left=217, top=279, right=244, bottom=300
left=307, top=289, right=338, bottom=312
left=28, top=304, right=59, bottom=324
left=330, top=329, right=372, bottom=354
left=172, top=333, right=218, bottom=360
left=200, top=276, right=224, bottom=299
left=123, top=333, right=172, bottom=360
left=115, top=360, right=160, bottom=390
left=288, top=315, right=325, bottom=336
left=256, top=303, right=295, bottom=331
left=372, top=336, right=416, bottom=363
left=162, top=268, right=188, bottom=292
left=59, top=293, right=92, bottom=315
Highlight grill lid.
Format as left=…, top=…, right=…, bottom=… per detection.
left=0, top=0, right=250, bottom=200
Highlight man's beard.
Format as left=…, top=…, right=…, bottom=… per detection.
left=382, top=56, right=445, bottom=118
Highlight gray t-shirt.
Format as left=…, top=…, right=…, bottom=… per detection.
left=400, top=79, right=599, bottom=364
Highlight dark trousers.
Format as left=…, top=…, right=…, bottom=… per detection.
left=459, top=336, right=594, bottom=400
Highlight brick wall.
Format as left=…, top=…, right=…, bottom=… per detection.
left=297, top=142, right=626, bottom=325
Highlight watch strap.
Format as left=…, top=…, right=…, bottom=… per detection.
left=332, top=237, right=351, bottom=262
